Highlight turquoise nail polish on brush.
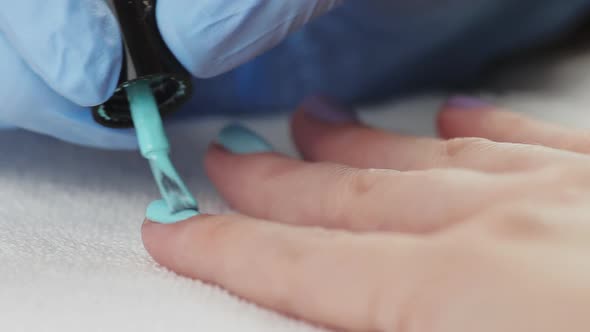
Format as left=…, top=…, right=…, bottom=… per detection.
left=126, top=81, right=199, bottom=224
left=217, top=123, right=273, bottom=154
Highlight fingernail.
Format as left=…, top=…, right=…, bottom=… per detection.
left=146, top=200, right=199, bottom=224
left=445, top=95, right=494, bottom=110
left=216, top=123, right=274, bottom=155
left=301, top=95, right=358, bottom=124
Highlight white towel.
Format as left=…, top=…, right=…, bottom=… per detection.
left=1, top=44, right=590, bottom=332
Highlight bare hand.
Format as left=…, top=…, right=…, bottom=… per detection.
left=143, top=96, right=590, bottom=332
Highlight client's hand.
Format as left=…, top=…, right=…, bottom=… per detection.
left=142, top=96, right=590, bottom=332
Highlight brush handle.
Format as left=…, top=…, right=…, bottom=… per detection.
left=126, top=81, right=169, bottom=157
left=127, top=81, right=198, bottom=213
left=92, top=0, right=192, bottom=129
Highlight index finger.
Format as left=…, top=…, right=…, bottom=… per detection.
left=142, top=214, right=425, bottom=332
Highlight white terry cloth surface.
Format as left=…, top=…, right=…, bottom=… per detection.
left=1, top=43, right=590, bottom=332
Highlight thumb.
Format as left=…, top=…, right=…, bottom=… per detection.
left=156, top=0, right=342, bottom=78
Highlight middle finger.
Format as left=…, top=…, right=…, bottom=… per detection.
left=205, top=143, right=528, bottom=233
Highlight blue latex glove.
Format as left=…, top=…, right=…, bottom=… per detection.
left=0, top=0, right=340, bottom=149
left=0, top=0, right=135, bottom=148
left=1, top=0, right=590, bottom=149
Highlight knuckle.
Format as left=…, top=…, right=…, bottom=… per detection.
left=321, top=167, right=391, bottom=226
left=348, top=168, right=383, bottom=196
left=479, top=165, right=590, bottom=237
left=320, top=166, right=363, bottom=222
left=341, top=168, right=396, bottom=205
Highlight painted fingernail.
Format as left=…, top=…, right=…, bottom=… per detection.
left=217, top=123, right=274, bottom=155
left=445, top=95, right=494, bottom=110
left=146, top=200, right=199, bottom=224
left=301, top=95, right=358, bottom=124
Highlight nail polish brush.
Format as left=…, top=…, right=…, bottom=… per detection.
left=93, top=0, right=198, bottom=215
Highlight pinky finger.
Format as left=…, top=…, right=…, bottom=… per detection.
left=438, top=97, right=590, bottom=155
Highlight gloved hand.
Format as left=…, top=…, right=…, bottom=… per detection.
left=0, top=0, right=341, bottom=149
left=1, top=0, right=589, bottom=150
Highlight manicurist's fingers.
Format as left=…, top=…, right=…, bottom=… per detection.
left=438, top=96, right=590, bottom=154
left=142, top=214, right=428, bottom=332
left=205, top=142, right=523, bottom=233
left=291, top=96, right=588, bottom=173
left=0, top=0, right=122, bottom=105
left=157, top=0, right=342, bottom=78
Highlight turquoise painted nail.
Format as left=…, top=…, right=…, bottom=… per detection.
left=146, top=200, right=199, bottom=224
left=217, top=123, right=273, bottom=154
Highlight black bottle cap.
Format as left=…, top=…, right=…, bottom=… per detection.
left=92, top=0, right=192, bottom=128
